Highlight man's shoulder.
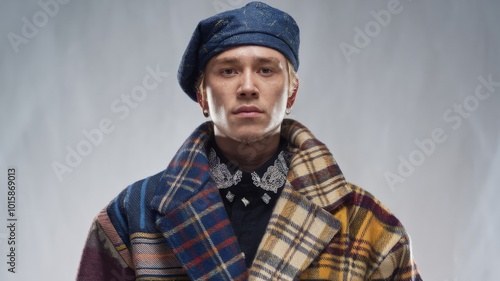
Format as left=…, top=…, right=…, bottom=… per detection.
left=101, top=170, right=167, bottom=242
left=105, top=170, right=166, bottom=223
left=327, top=182, right=414, bottom=262
left=334, top=182, right=408, bottom=234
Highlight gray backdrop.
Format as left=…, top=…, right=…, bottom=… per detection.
left=1, top=0, right=499, bottom=280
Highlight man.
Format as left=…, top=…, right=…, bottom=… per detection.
left=77, top=2, right=422, bottom=280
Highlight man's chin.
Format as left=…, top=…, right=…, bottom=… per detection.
left=235, top=130, right=279, bottom=146
left=213, top=122, right=281, bottom=143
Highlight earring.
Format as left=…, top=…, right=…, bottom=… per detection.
left=285, top=107, right=291, bottom=115
left=203, top=108, right=209, bottom=118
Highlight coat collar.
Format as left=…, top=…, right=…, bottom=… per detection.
left=151, top=120, right=351, bottom=280
left=151, top=122, right=248, bottom=280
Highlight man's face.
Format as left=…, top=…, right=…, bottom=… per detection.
left=201, top=45, right=295, bottom=143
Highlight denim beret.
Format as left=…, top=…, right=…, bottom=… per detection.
left=178, top=1, right=300, bottom=101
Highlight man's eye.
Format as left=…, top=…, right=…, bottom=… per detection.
left=261, top=68, right=273, bottom=74
left=222, top=69, right=234, bottom=75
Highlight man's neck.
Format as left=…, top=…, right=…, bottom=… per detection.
left=214, top=133, right=281, bottom=172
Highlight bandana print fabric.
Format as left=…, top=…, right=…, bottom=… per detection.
left=208, top=139, right=290, bottom=267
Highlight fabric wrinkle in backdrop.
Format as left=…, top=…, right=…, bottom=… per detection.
left=0, top=1, right=499, bottom=280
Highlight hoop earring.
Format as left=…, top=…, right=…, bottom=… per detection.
left=203, top=109, right=209, bottom=118
left=285, top=107, right=291, bottom=115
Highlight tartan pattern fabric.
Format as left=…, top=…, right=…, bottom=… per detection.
left=250, top=185, right=341, bottom=280
left=77, top=119, right=422, bottom=280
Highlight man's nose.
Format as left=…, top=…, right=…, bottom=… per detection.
left=237, top=71, right=259, bottom=98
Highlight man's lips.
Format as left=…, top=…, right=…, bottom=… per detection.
left=233, top=105, right=263, bottom=117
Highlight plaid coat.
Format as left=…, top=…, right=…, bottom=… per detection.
left=77, top=119, right=422, bottom=281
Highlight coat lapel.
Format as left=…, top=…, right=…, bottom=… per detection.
left=154, top=181, right=248, bottom=281
left=248, top=119, right=348, bottom=280
left=250, top=183, right=341, bottom=280
left=150, top=123, right=248, bottom=281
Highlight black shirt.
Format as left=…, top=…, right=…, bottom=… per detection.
left=208, top=140, right=289, bottom=268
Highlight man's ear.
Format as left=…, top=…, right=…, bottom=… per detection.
left=196, top=90, right=206, bottom=110
left=287, top=79, right=299, bottom=108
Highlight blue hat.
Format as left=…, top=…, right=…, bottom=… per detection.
left=177, top=1, right=300, bottom=101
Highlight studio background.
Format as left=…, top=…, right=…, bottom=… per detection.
left=1, top=0, right=499, bottom=280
